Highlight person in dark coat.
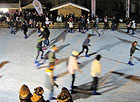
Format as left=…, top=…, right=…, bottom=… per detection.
left=22, top=22, right=28, bottom=39
left=128, top=41, right=139, bottom=66
left=19, top=84, right=32, bottom=102
left=57, top=87, right=73, bottom=102
left=30, top=86, right=48, bottom=102
left=78, top=34, right=92, bottom=57
left=39, top=26, right=50, bottom=46
left=35, top=38, right=45, bottom=65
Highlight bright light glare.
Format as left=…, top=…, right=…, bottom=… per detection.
left=0, top=8, right=9, bottom=13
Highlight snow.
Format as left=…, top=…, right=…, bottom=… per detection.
left=0, top=28, right=140, bottom=102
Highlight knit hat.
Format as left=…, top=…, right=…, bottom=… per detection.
left=34, top=86, right=44, bottom=95
left=72, top=51, right=79, bottom=56
left=19, top=84, right=31, bottom=98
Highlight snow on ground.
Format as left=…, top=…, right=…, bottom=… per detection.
left=0, top=28, right=140, bottom=102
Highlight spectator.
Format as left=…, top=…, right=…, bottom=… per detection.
left=57, top=87, right=73, bottom=102
left=19, top=84, right=32, bottom=102
left=56, top=15, right=62, bottom=22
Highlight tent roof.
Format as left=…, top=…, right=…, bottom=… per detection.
left=50, top=2, right=90, bottom=12
left=0, top=3, right=19, bottom=9
left=22, top=2, right=46, bottom=9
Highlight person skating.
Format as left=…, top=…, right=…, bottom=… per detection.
left=35, top=38, right=45, bottom=66
left=30, top=86, right=49, bottom=102
left=48, top=45, right=58, bottom=65
left=126, top=20, right=132, bottom=33
left=19, top=84, right=32, bottom=102
left=90, top=54, right=102, bottom=95
left=57, top=87, right=73, bottom=102
left=22, top=21, right=28, bottom=39
left=39, top=26, right=50, bottom=47
left=131, top=20, right=136, bottom=35
left=79, top=34, right=92, bottom=57
left=128, top=41, right=139, bottom=66
left=68, top=51, right=83, bottom=94
left=45, top=62, right=58, bottom=100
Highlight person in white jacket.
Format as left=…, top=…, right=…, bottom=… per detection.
left=68, top=51, right=82, bottom=93
left=131, top=20, right=136, bottom=35
left=90, top=54, right=102, bottom=95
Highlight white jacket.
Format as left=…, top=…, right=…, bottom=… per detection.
left=68, top=56, right=80, bottom=74
left=90, top=59, right=101, bottom=77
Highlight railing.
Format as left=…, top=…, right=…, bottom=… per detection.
left=0, top=22, right=140, bottom=29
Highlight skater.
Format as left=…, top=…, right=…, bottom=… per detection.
left=39, top=26, right=50, bottom=46
left=126, top=20, right=132, bottom=33
left=9, top=20, right=16, bottom=34
left=78, top=34, right=92, bottom=57
left=22, top=21, right=28, bottom=39
left=35, top=38, right=45, bottom=65
left=68, top=51, right=83, bottom=93
left=19, top=84, right=32, bottom=102
left=131, top=20, right=136, bottom=35
left=31, top=86, right=49, bottom=102
left=48, top=45, right=58, bottom=65
left=45, top=62, right=58, bottom=100
left=128, top=41, right=139, bottom=66
left=57, top=87, right=73, bottom=102
left=90, top=54, right=102, bottom=95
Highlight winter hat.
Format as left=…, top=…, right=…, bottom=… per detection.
left=72, top=51, right=79, bottom=56
left=34, top=86, right=44, bottom=95
left=19, top=84, right=31, bottom=97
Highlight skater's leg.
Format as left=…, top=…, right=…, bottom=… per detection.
left=85, top=46, right=89, bottom=56
left=90, top=77, right=95, bottom=90
left=94, top=77, right=98, bottom=91
left=40, top=49, right=44, bottom=59
left=36, top=50, right=40, bottom=60
left=71, top=74, right=75, bottom=91
left=79, top=45, right=85, bottom=55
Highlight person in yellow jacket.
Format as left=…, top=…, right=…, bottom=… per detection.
left=68, top=51, right=82, bottom=93
left=90, top=54, right=102, bottom=95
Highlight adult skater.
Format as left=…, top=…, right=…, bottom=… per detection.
left=22, top=21, right=28, bottom=39
left=57, top=87, right=73, bottom=102
left=35, top=38, right=45, bottom=65
left=78, top=34, right=92, bottom=57
left=128, top=41, right=139, bottom=66
left=131, top=20, right=136, bottom=35
left=68, top=51, right=82, bottom=93
left=90, top=54, right=102, bottom=95
left=45, top=62, right=58, bottom=100
left=39, top=26, right=50, bottom=46
left=126, top=20, right=132, bottom=33
left=48, top=45, right=58, bottom=65
left=19, top=84, right=32, bottom=102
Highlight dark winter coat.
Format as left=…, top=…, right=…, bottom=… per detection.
left=130, top=45, right=139, bottom=56
left=39, top=28, right=50, bottom=39
left=22, top=24, right=28, bottom=32
left=83, top=38, right=90, bottom=46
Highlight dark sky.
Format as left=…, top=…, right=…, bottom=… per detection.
left=0, top=0, right=91, bottom=9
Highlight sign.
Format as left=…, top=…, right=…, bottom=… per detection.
left=33, top=0, right=43, bottom=16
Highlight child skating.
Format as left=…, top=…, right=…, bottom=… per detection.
left=79, top=34, right=92, bottom=57
left=128, top=41, right=139, bottom=66
left=34, top=38, right=45, bottom=67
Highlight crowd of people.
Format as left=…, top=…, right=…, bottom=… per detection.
left=0, top=9, right=138, bottom=102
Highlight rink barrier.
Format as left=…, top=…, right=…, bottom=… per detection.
left=0, top=22, right=140, bottom=29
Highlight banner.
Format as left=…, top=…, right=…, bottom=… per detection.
left=126, top=0, right=130, bottom=18
left=33, top=0, right=43, bottom=16
left=91, top=0, right=96, bottom=17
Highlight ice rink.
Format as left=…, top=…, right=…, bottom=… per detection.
left=0, top=28, right=140, bottom=102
